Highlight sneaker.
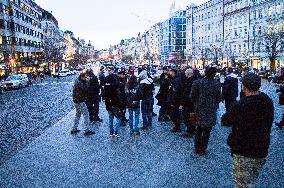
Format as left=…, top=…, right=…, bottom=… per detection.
left=114, top=132, right=120, bottom=137
left=170, top=127, right=181, bottom=133
left=70, top=129, right=80, bottom=134
left=134, top=131, right=141, bottom=136
left=84, top=130, right=95, bottom=136
left=158, top=117, right=165, bottom=122
left=109, top=131, right=114, bottom=137
left=141, top=125, right=148, bottom=130
left=276, top=122, right=284, bottom=129
left=194, top=149, right=208, bottom=156
left=94, top=117, right=103, bottom=122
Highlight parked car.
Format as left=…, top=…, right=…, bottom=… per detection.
left=58, top=69, right=71, bottom=77
left=3, top=75, right=29, bottom=90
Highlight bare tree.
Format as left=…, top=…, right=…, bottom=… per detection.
left=208, top=44, right=224, bottom=65
left=263, top=31, right=284, bottom=71
left=197, top=47, right=211, bottom=68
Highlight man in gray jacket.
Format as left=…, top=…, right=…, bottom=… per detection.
left=190, top=66, right=221, bottom=155
left=71, top=71, right=95, bottom=136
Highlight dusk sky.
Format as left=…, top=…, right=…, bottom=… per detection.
left=36, top=0, right=208, bottom=49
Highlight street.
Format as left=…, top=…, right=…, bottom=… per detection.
left=0, top=78, right=283, bottom=187
left=0, top=76, right=76, bottom=165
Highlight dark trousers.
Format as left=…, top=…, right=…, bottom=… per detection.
left=225, top=98, right=237, bottom=112
left=280, top=114, right=284, bottom=125
left=169, top=106, right=180, bottom=129
left=194, top=126, right=213, bottom=152
left=159, top=103, right=168, bottom=117
left=86, top=96, right=100, bottom=121
left=184, top=109, right=195, bottom=134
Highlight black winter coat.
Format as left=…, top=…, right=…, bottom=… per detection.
left=167, top=76, right=182, bottom=107
left=104, top=74, right=124, bottom=112
left=180, top=76, right=195, bottom=112
left=87, top=73, right=100, bottom=98
left=72, top=77, right=88, bottom=103
left=222, top=92, right=274, bottom=158
left=156, top=74, right=170, bottom=105
left=222, top=75, right=238, bottom=100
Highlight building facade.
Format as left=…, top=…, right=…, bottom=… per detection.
left=160, top=9, right=187, bottom=64
left=144, top=23, right=160, bottom=64
left=186, top=0, right=224, bottom=68
left=249, top=0, right=284, bottom=70
left=0, top=0, right=44, bottom=72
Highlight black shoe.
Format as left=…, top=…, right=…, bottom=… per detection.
left=170, top=127, right=181, bottom=133
left=134, top=131, right=141, bottom=136
left=276, top=122, right=284, bottom=129
left=94, top=117, right=103, bottom=122
left=163, top=116, right=171, bottom=122
left=152, top=112, right=157, bottom=117
left=71, top=129, right=80, bottom=134
left=182, top=132, right=194, bottom=138
left=195, top=149, right=208, bottom=156
left=84, top=130, right=95, bottom=136
left=109, top=131, right=114, bottom=137
left=114, top=131, right=120, bottom=138
left=141, top=125, right=148, bottom=130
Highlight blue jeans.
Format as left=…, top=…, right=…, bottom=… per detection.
left=128, top=108, right=140, bottom=132
left=109, top=111, right=121, bottom=132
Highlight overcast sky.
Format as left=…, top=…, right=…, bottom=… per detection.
left=36, top=0, right=208, bottom=49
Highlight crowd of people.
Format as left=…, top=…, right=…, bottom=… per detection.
left=71, top=63, right=283, bottom=188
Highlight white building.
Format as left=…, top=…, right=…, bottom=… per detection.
left=186, top=0, right=224, bottom=67
left=223, top=0, right=250, bottom=66
left=249, top=0, right=284, bottom=70
left=145, top=23, right=160, bottom=61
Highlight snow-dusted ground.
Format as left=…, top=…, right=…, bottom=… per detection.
left=0, top=77, right=283, bottom=187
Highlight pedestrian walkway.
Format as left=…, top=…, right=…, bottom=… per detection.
left=0, top=101, right=283, bottom=188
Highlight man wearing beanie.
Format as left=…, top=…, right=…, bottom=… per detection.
left=222, top=73, right=274, bottom=188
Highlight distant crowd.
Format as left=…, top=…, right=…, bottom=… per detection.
left=71, top=64, right=284, bottom=188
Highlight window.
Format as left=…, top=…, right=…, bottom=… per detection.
left=282, top=22, right=284, bottom=32
left=276, top=4, right=281, bottom=14
left=0, top=35, right=2, bottom=45
left=268, top=7, right=273, bottom=16
left=274, top=24, right=279, bottom=33
left=258, top=26, right=262, bottom=35
left=268, top=25, right=272, bottom=34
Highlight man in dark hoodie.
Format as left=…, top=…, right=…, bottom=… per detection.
left=222, top=73, right=274, bottom=188
left=72, top=71, right=95, bottom=136
left=86, top=69, right=102, bottom=122
left=104, top=66, right=124, bottom=137
left=222, top=67, right=239, bottom=113
left=167, top=67, right=182, bottom=133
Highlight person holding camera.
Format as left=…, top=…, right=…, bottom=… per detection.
left=104, top=66, right=125, bottom=137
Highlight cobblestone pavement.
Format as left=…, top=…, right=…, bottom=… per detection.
left=0, top=79, right=283, bottom=187
left=0, top=76, right=76, bottom=165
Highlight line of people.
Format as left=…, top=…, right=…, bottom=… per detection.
left=71, top=64, right=280, bottom=188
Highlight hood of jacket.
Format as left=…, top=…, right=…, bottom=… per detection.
left=140, top=78, right=153, bottom=85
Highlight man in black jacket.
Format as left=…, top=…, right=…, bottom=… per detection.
left=86, top=69, right=102, bottom=122
left=179, top=68, right=196, bottom=138
left=167, top=67, right=182, bottom=133
left=72, top=72, right=95, bottom=136
left=222, top=73, right=274, bottom=188
left=157, top=66, right=170, bottom=121
left=222, top=68, right=238, bottom=113
left=104, top=66, right=124, bottom=137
